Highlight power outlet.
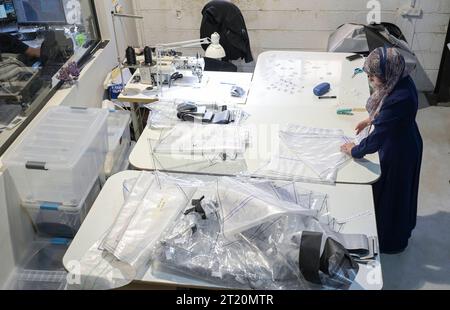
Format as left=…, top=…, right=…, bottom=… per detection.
left=400, top=6, right=422, bottom=17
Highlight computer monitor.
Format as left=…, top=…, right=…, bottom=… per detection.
left=13, top=0, right=66, bottom=25
left=0, top=0, right=16, bottom=23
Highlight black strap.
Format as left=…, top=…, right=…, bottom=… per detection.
left=299, top=232, right=360, bottom=286
left=299, top=231, right=323, bottom=284
left=319, top=238, right=359, bottom=281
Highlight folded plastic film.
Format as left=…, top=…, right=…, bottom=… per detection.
left=281, top=124, right=345, bottom=137
left=74, top=172, right=209, bottom=290
left=248, top=180, right=329, bottom=213
left=254, top=125, right=351, bottom=183
left=216, top=177, right=318, bottom=240
left=153, top=177, right=363, bottom=290
left=69, top=238, right=136, bottom=290
left=102, top=172, right=198, bottom=268
left=76, top=173, right=369, bottom=290
left=145, top=100, right=180, bottom=129
left=154, top=123, right=250, bottom=159
left=279, top=132, right=351, bottom=179
left=146, top=100, right=250, bottom=129
left=101, top=172, right=155, bottom=254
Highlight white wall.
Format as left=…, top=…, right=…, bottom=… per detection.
left=133, top=0, right=450, bottom=91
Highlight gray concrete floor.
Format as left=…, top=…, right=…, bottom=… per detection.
left=380, top=98, right=450, bottom=290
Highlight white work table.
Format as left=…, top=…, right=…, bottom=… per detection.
left=117, top=69, right=253, bottom=139
left=129, top=51, right=381, bottom=185
left=118, top=70, right=253, bottom=105
left=63, top=171, right=382, bottom=290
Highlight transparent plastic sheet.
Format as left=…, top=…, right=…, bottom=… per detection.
left=145, top=100, right=250, bottom=129
left=355, top=126, right=370, bottom=145
left=101, top=172, right=200, bottom=268
left=153, top=123, right=250, bottom=160
left=13, top=239, right=70, bottom=290
left=215, top=178, right=318, bottom=240
left=254, top=125, right=351, bottom=184
left=145, top=100, right=180, bottom=129
left=153, top=177, right=361, bottom=290
left=71, top=172, right=204, bottom=290
left=68, top=237, right=136, bottom=290
left=73, top=173, right=369, bottom=290
left=279, top=133, right=350, bottom=178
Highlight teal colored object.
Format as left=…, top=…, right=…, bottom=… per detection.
left=337, top=108, right=354, bottom=115
left=352, top=68, right=364, bottom=78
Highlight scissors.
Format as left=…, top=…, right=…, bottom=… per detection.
left=352, top=68, right=364, bottom=78
left=169, top=72, right=183, bottom=88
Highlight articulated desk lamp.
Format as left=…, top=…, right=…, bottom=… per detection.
left=155, top=32, right=226, bottom=97
left=111, top=7, right=225, bottom=99
left=110, top=10, right=144, bottom=96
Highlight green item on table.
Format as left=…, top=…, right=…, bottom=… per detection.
left=337, top=108, right=354, bottom=115
left=75, top=33, right=87, bottom=47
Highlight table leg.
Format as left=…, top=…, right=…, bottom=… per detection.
left=130, top=103, right=142, bottom=140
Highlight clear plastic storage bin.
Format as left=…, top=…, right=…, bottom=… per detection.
left=3, top=106, right=108, bottom=206
left=23, top=178, right=101, bottom=238
left=13, top=238, right=70, bottom=290
left=104, top=110, right=131, bottom=178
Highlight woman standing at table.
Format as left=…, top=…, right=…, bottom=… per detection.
left=341, top=47, right=423, bottom=254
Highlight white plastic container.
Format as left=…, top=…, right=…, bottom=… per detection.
left=104, top=110, right=131, bottom=178
left=13, top=238, right=70, bottom=290
left=22, top=178, right=101, bottom=238
left=3, top=106, right=108, bottom=206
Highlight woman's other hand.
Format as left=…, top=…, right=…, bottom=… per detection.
left=355, top=118, right=371, bottom=135
left=341, top=143, right=356, bottom=156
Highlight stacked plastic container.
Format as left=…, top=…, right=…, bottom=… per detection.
left=104, top=110, right=132, bottom=179
left=12, top=238, right=71, bottom=290
left=3, top=106, right=109, bottom=238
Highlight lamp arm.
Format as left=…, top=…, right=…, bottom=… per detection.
left=157, top=38, right=211, bottom=49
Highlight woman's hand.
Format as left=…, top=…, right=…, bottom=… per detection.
left=341, top=143, right=356, bottom=156
left=355, top=118, right=371, bottom=135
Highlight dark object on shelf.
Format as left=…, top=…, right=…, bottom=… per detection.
left=204, top=57, right=237, bottom=72
left=144, top=46, right=153, bottom=65
left=126, top=46, right=137, bottom=74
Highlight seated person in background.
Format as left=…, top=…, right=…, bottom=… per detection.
left=0, top=33, right=41, bottom=58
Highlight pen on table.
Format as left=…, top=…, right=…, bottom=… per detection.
left=318, top=96, right=337, bottom=99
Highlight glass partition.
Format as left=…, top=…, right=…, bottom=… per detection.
left=0, top=0, right=101, bottom=155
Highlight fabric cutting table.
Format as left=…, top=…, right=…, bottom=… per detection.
left=128, top=51, right=380, bottom=185
left=117, top=70, right=253, bottom=139
left=63, top=171, right=383, bottom=290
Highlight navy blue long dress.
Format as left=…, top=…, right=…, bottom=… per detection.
left=351, top=76, right=423, bottom=253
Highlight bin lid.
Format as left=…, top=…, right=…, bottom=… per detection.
left=3, top=107, right=108, bottom=168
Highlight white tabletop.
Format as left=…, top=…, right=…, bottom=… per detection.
left=118, top=70, right=253, bottom=105
left=129, top=51, right=380, bottom=184
left=249, top=51, right=370, bottom=108
left=63, top=171, right=382, bottom=290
